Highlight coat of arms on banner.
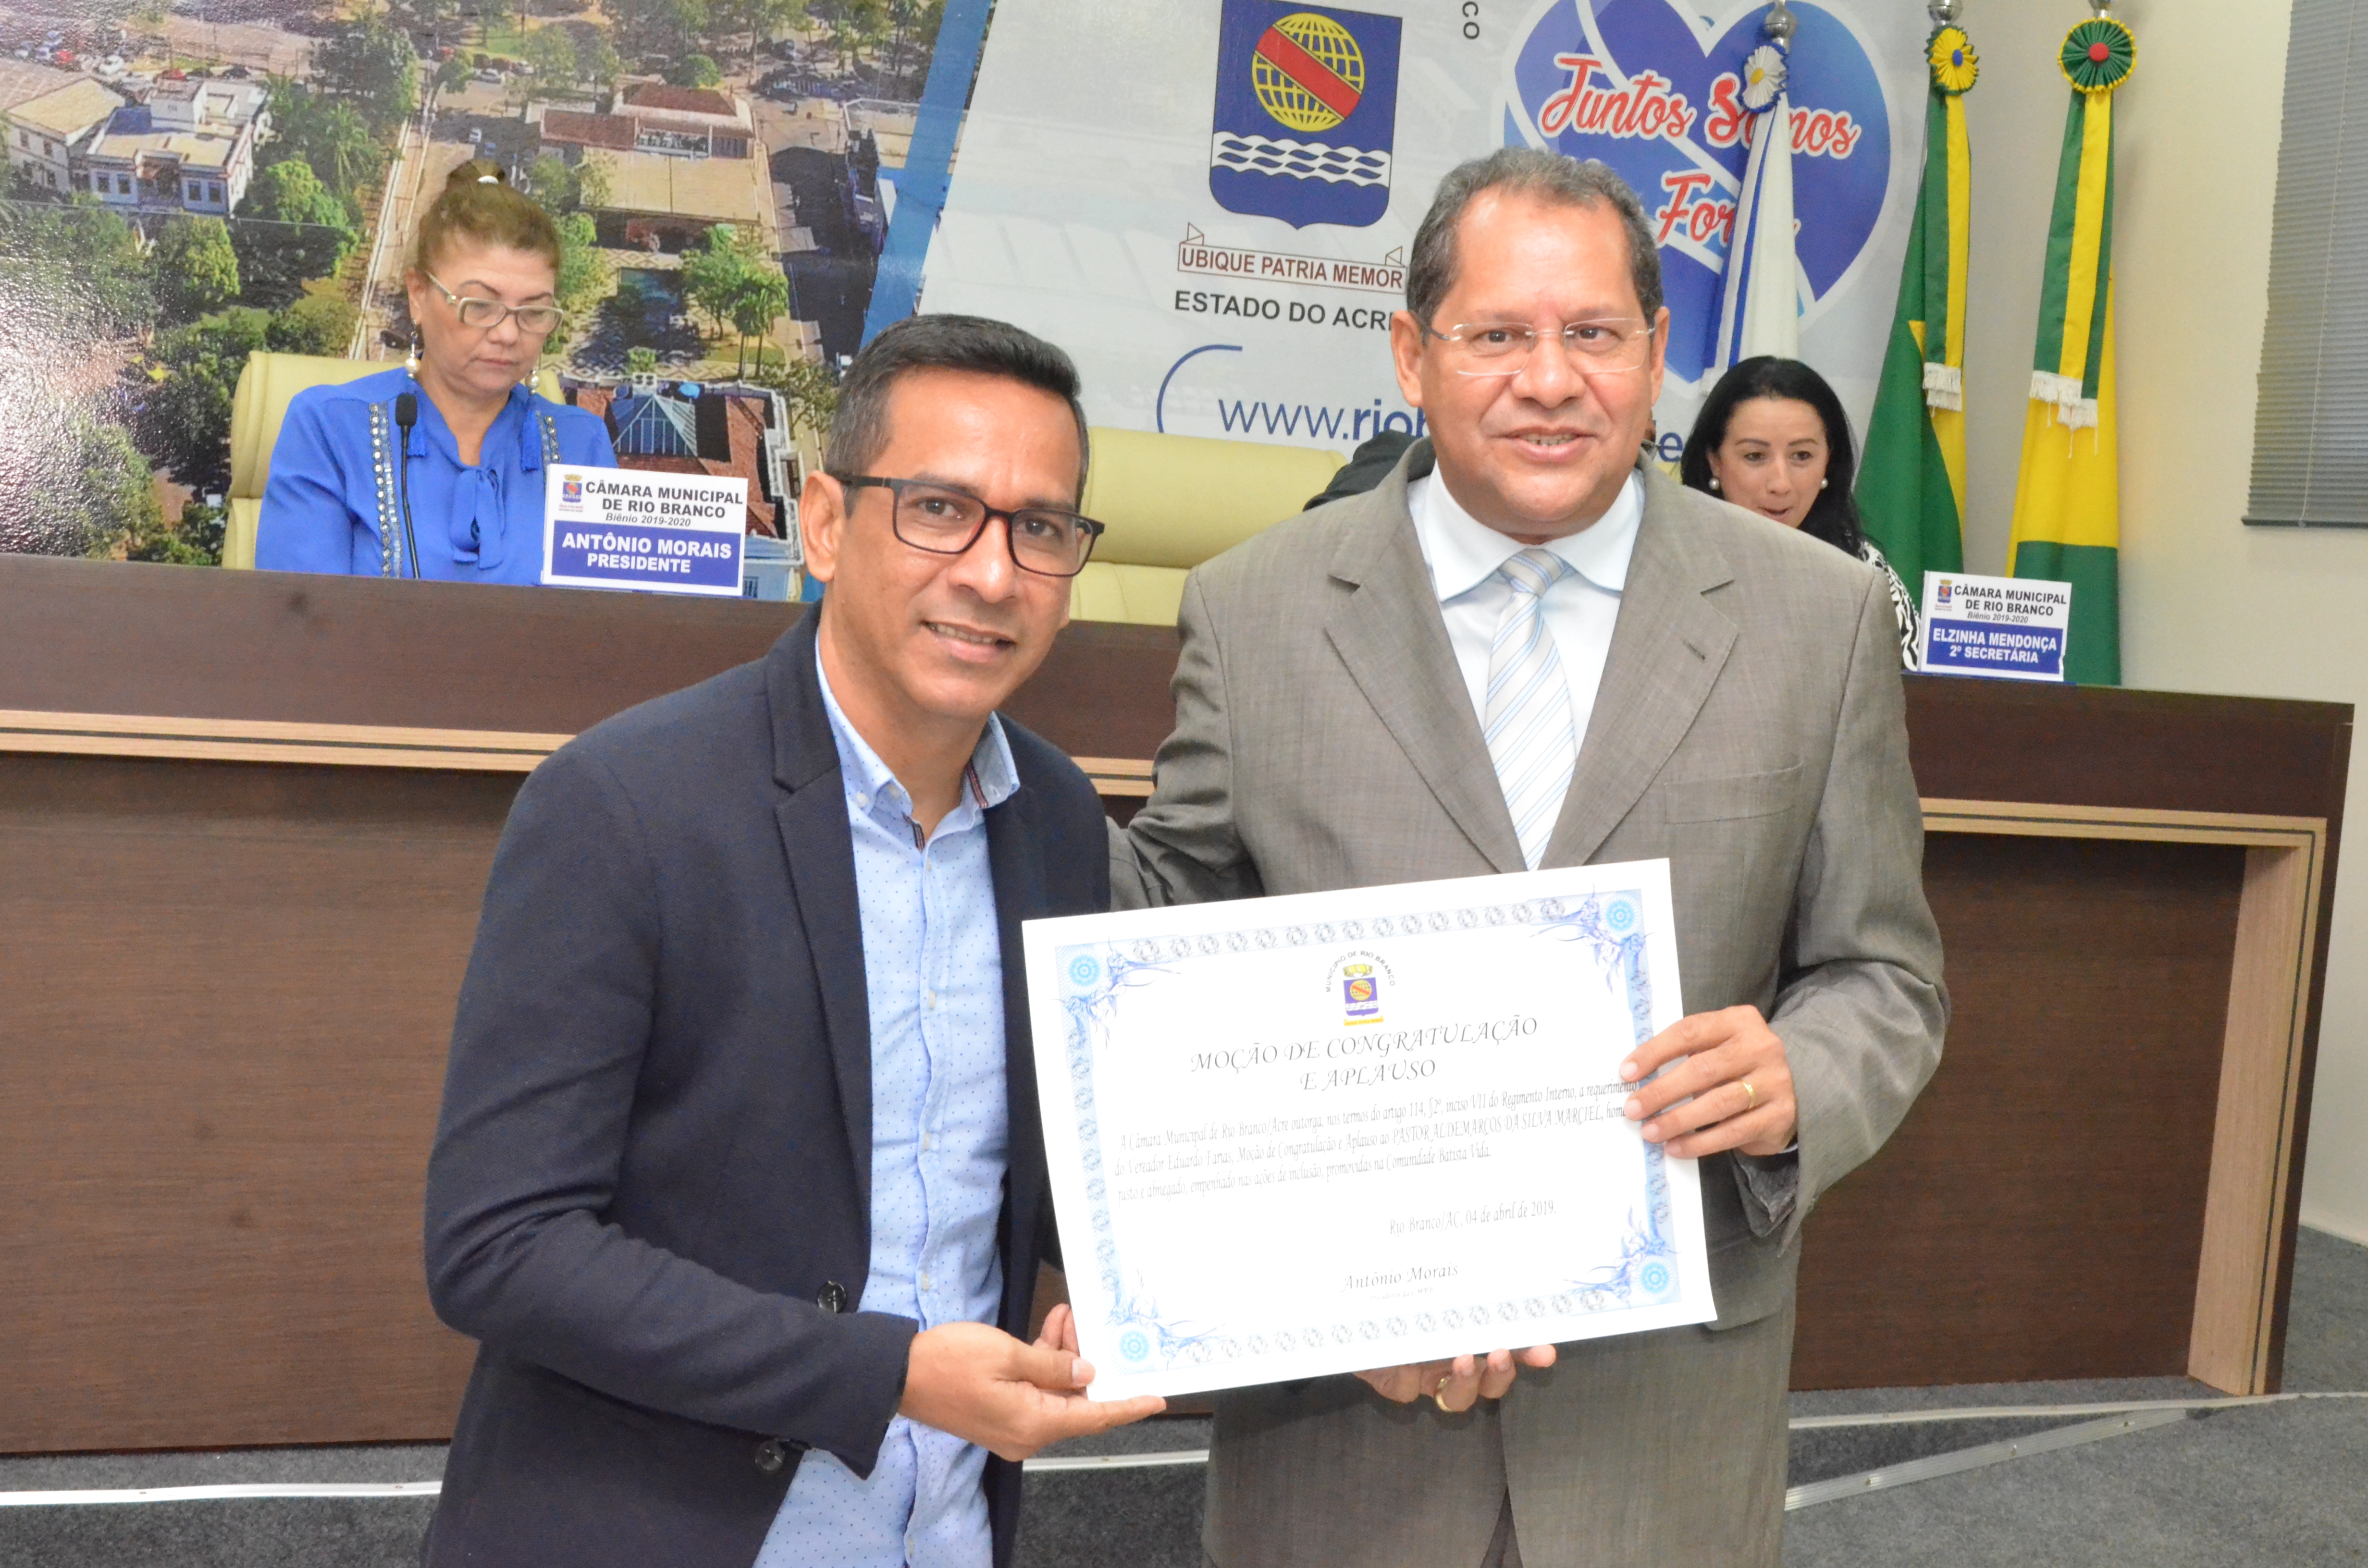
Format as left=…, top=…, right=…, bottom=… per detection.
left=1209, top=0, right=1401, bottom=230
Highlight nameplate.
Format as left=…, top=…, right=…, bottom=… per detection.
left=1916, top=572, right=2072, bottom=682
left=542, top=466, right=747, bottom=596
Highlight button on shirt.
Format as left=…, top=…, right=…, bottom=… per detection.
left=756, top=656, right=1019, bottom=1568
left=1407, top=468, right=1643, bottom=755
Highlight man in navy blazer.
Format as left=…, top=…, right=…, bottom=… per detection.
left=422, top=316, right=1161, bottom=1568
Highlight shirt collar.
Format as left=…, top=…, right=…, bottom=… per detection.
left=814, top=644, right=1020, bottom=826
left=1411, top=465, right=1644, bottom=604
left=401, top=378, right=543, bottom=468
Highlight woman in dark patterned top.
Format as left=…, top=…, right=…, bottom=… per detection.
left=1679, top=356, right=1921, bottom=671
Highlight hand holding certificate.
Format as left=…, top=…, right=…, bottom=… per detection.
left=1023, top=860, right=1716, bottom=1402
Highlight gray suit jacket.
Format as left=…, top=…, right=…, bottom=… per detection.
left=1114, top=442, right=1944, bottom=1285
left=1108, top=443, right=1946, bottom=1558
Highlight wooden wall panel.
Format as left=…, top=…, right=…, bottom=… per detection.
left=0, top=756, right=508, bottom=1451
left=1791, top=833, right=2245, bottom=1388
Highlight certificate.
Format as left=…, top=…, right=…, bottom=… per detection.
left=1023, top=861, right=1714, bottom=1402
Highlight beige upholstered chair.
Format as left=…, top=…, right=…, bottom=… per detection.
left=1069, top=428, right=1344, bottom=625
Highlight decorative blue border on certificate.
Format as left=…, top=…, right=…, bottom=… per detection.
left=1538, top=894, right=1680, bottom=1309
left=1055, top=889, right=1679, bottom=1376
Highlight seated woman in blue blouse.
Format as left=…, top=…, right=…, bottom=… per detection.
left=257, top=160, right=617, bottom=583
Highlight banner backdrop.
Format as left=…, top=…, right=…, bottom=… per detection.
left=914, top=0, right=1930, bottom=461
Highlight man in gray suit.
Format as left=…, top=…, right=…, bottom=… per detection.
left=1109, top=150, right=1946, bottom=1566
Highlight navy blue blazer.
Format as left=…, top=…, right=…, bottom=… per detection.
left=421, top=610, right=1108, bottom=1568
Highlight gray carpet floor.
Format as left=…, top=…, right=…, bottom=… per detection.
left=4, top=1227, right=2362, bottom=1566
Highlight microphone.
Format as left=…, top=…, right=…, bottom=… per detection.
left=392, top=392, right=423, bottom=579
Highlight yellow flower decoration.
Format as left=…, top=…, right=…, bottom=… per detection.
left=1929, top=25, right=1978, bottom=96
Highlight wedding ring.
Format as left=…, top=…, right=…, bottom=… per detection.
left=1741, top=1080, right=1758, bottom=1110
left=1431, top=1375, right=1453, bottom=1410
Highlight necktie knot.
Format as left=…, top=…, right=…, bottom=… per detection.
left=1499, top=547, right=1571, bottom=599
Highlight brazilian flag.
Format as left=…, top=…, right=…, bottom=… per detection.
left=1856, top=23, right=1976, bottom=603
left=2007, top=16, right=2135, bottom=686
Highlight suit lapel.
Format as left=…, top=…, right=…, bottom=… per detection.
left=1324, top=444, right=1527, bottom=875
left=765, top=612, right=876, bottom=1213
left=985, top=786, right=1051, bottom=1213
left=1544, top=465, right=1738, bottom=867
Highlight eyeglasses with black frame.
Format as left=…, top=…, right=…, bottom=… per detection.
left=831, top=474, right=1107, bottom=578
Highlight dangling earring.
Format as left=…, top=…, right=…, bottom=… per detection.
left=405, top=324, right=422, bottom=373
left=1708, top=476, right=1720, bottom=491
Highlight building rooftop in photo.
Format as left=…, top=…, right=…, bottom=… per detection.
left=622, top=83, right=747, bottom=123
left=147, top=75, right=267, bottom=131
left=567, top=379, right=785, bottom=536
left=581, top=147, right=768, bottom=226
left=87, top=104, right=239, bottom=173
left=0, top=57, right=79, bottom=113
left=538, top=108, right=636, bottom=151
left=8, top=79, right=123, bottom=139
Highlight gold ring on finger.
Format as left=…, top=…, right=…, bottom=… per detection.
left=1741, top=1080, right=1757, bottom=1111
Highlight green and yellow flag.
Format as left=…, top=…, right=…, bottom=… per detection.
left=2008, top=13, right=2134, bottom=686
left=1856, top=20, right=1977, bottom=599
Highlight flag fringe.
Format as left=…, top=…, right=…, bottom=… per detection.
left=2029, top=369, right=2083, bottom=405
left=1922, top=362, right=1963, bottom=411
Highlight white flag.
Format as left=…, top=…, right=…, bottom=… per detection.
left=1714, top=94, right=1800, bottom=369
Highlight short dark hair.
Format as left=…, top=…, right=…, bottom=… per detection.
left=1679, top=356, right=1865, bottom=555
left=1406, top=149, right=1664, bottom=329
left=825, top=314, right=1090, bottom=498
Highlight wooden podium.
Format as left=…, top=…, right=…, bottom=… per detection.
left=0, top=555, right=2348, bottom=1452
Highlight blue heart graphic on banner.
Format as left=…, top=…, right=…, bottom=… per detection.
left=1505, top=0, right=1892, bottom=388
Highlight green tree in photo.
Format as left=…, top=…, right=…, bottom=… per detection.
left=266, top=289, right=360, bottom=356
left=752, top=354, right=838, bottom=446
left=246, top=159, right=355, bottom=232
left=683, top=224, right=789, bottom=375
left=625, top=344, right=659, bottom=375
left=522, top=23, right=580, bottom=95
left=434, top=55, right=473, bottom=94
left=680, top=222, right=753, bottom=337
left=814, top=0, right=887, bottom=69
left=709, top=0, right=804, bottom=66
left=541, top=210, right=610, bottom=352
left=0, top=202, right=154, bottom=337
left=578, top=27, right=622, bottom=93
left=888, top=0, right=945, bottom=90
left=153, top=216, right=242, bottom=325
left=575, top=156, right=611, bottom=212
left=523, top=153, right=606, bottom=215
left=232, top=157, right=358, bottom=308
left=264, top=82, right=387, bottom=212
left=668, top=51, right=721, bottom=86
left=145, top=307, right=271, bottom=486
left=64, top=417, right=163, bottom=559
left=608, top=0, right=708, bottom=73
left=727, top=264, right=788, bottom=376
left=123, top=494, right=225, bottom=566
left=314, top=18, right=421, bottom=133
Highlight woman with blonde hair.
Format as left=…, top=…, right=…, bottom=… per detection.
left=258, top=160, right=617, bottom=583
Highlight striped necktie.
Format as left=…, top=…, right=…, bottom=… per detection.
left=1483, top=548, right=1578, bottom=870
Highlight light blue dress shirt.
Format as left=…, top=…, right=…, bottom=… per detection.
left=256, top=366, right=618, bottom=585
left=756, top=652, right=1019, bottom=1568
